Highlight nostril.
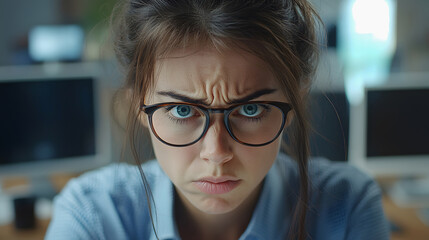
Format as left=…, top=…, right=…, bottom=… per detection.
left=200, top=149, right=233, bottom=164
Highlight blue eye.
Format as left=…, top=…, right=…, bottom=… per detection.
left=239, top=104, right=262, bottom=117
left=171, top=105, right=194, bottom=118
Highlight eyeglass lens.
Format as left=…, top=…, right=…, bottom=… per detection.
left=150, top=103, right=284, bottom=146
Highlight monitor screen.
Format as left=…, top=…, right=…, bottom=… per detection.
left=0, top=78, right=95, bottom=165
left=366, top=89, right=429, bottom=158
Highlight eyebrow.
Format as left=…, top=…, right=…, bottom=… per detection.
left=157, top=88, right=277, bottom=105
left=157, top=91, right=207, bottom=105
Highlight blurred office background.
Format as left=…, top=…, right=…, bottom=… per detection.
left=0, top=0, right=429, bottom=239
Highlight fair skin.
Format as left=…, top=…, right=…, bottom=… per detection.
left=143, top=45, right=290, bottom=240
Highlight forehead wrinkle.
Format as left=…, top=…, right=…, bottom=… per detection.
left=153, top=46, right=282, bottom=105
left=195, top=55, right=223, bottom=105
left=222, top=51, right=272, bottom=97
left=202, top=60, right=241, bottom=106
left=194, top=58, right=270, bottom=106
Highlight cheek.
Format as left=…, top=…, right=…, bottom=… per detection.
left=236, top=138, right=281, bottom=175
left=150, top=133, right=198, bottom=180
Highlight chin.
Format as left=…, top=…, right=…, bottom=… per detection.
left=195, top=196, right=241, bottom=215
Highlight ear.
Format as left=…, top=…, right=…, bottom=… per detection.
left=285, top=110, right=295, bottom=127
left=139, top=113, right=149, bottom=128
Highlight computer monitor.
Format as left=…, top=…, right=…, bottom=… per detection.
left=308, top=90, right=349, bottom=162
left=0, top=64, right=112, bottom=181
left=349, top=73, right=429, bottom=177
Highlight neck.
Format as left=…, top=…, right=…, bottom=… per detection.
left=174, top=183, right=263, bottom=240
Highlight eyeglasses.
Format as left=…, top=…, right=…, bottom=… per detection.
left=140, top=101, right=293, bottom=147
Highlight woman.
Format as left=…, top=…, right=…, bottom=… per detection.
left=46, top=0, right=389, bottom=239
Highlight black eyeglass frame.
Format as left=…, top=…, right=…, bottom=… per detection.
left=140, top=101, right=293, bottom=147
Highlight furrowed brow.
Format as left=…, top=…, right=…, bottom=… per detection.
left=228, top=88, right=277, bottom=104
left=157, top=88, right=277, bottom=105
left=157, top=91, right=208, bottom=105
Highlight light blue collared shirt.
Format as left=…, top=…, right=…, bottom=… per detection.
left=46, top=153, right=389, bottom=239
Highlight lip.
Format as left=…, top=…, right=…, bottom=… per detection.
left=193, top=176, right=241, bottom=194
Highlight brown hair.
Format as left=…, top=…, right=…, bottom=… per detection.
left=112, top=0, right=320, bottom=239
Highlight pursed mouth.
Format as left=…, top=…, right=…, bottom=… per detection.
left=193, top=179, right=241, bottom=194
left=196, top=176, right=240, bottom=183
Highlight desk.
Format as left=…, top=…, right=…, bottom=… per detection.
left=0, top=219, right=49, bottom=240
left=0, top=174, right=77, bottom=240
left=1, top=177, right=429, bottom=239
left=383, top=196, right=429, bottom=240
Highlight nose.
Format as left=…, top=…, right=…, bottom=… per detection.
left=199, top=115, right=233, bottom=164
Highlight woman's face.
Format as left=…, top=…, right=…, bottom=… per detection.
left=144, top=46, right=288, bottom=215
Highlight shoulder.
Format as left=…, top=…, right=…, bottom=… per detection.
left=46, top=160, right=163, bottom=240
left=308, top=157, right=379, bottom=197
left=275, top=153, right=380, bottom=200
left=309, top=158, right=389, bottom=239
left=304, top=157, right=382, bottom=216
left=57, top=160, right=162, bottom=208
left=275, top=154, right=389, bottom=239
